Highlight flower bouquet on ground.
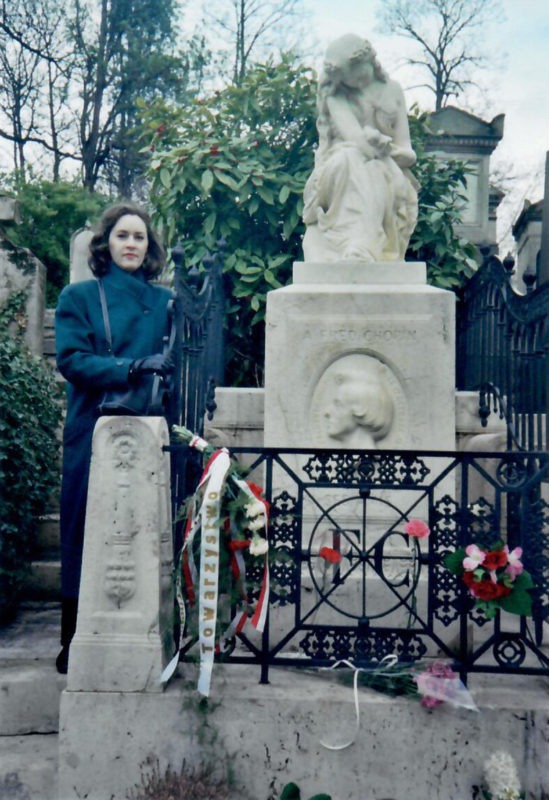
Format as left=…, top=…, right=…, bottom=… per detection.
left=319, top=657, right=477, bottom=750
left=477, top=750, right=525, bottom=800
left=162, top=425, right=270, bottom=696
left=444, top=541, right=534, bottom=619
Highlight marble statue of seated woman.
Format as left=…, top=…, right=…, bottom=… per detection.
left=302, top=34, right=419, bottom=263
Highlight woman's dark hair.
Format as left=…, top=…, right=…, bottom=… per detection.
left=88, top=202, right=166, bottom=279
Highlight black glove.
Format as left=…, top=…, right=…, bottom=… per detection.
left=128, top=353, right=174, bottom=384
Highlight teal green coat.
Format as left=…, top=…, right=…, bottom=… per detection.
left=55, top=264, right=172, bottom=597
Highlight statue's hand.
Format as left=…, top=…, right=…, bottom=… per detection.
left=361, top=127, right=392, bottom=159
left=389, top=144, right=416, bottom=168
left=358, top=137, right=378, bottom=160
left=374, top=137, right=392, bottom=158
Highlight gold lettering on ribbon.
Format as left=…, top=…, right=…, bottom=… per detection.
left=197, top=453, right=231, bottom=696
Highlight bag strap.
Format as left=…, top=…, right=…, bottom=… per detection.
left=97, top=279, right=114, bottom=355
left=164, top=297, right=176, bottom=356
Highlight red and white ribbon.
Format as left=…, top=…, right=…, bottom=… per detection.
left=195, top=448, right=231, bottom=696
left=162, top=429, right=271, bottom=693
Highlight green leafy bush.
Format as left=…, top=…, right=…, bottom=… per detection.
left=280, top=783, right=332, bottom=800
left=1, top=177, right=111, bottom=305
left=0, top=296, right=62, bottom=623
left=407, top=109, right=478, bottom=289
left=144, top=57, right=317, bottom=386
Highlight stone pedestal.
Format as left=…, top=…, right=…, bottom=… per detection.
left=265, top=261, right=455, bottom=451
left=65, top=416, right=174, bottom=694
left=57, top=665, right=549, bottom=800
left=263, top=262, right=456, bottom=633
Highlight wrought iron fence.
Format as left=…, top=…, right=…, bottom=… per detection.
left=456, top=249, right=549, bottom=451
left=174, top=446, right=549, bottom=684
left=168, top=241, right=226, bottom=535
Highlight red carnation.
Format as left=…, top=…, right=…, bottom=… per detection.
left=483, top=549, right=508, bottom=571
left=319, top=546, right=342, bottom=564
left=462, top=572, right=511, bottom=601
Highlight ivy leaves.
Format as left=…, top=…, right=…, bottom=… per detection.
left=0, top=298, right=62, bottom=621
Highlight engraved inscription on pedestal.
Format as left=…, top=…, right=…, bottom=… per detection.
left=104, top=431, right=140, bottom=606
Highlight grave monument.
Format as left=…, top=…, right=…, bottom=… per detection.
left=55, top=37, right=549, bottom=800
left=264, top=34, right=455, bottom=453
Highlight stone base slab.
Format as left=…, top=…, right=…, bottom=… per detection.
left=0, top=661, right=64, bottom=735
left=293, top=261, right=427, bottom=285
left=58, top=665, right=549, bottom=800
left=0, top=734, right=58, bottom=800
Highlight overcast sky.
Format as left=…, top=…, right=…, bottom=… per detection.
left=306, top=0, right=549, bottom=252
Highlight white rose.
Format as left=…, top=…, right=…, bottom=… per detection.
left=244, top=500, right=265, bottom=519
left=247, top=516, right=265, bottom=532
left=249, top=535, right=268, bottom=556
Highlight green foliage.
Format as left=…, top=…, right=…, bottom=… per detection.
left=0, top=295, right=62, bottom=623
left=444, top=542, right=535, bottom=619
left=498, top=571, right=534, bottom=617
left=144, top=71, right=478, bottom=385
left=144, top=56, right=317, bottom=385
left=2, top=178, right=110, bottom=304
left=407, top=109, right=478, bottom=289
left=280, top=783, right=332, bottom=800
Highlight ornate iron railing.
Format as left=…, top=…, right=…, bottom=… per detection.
left=168, top=240, right=226, bottom=436
left=174, top=446, right=549, bottom=684
left=456, top=250, right=549, bottom=451
left=168, top=242, right=226, bottom=532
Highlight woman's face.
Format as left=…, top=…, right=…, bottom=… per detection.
left=108, top=214, right=149, bottom=272
left=340, top=59, right=374, bottom=89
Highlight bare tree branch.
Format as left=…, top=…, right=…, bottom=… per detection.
left=378, top=0, right=503, bottom=110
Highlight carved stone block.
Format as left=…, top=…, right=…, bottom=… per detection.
left=66, top=416, right=174, bottom=692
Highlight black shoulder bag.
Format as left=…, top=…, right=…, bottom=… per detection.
left=97, top=279, right=174, bottom=416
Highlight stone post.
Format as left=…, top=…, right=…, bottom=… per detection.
left=64, top=415, right=174, bottom=693
left=69, top=224, right=94, bottom=283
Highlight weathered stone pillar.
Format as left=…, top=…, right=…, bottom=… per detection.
left=64, top=415, right=174, bottom=693
left=69, top=224, right=94, bottom=283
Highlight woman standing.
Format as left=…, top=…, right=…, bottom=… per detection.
left=54, top=203, right=173, bottom=673
left=302, top=34, right=418, bottom=263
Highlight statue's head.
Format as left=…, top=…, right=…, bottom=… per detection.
left=322, top=34, right=387, bottom=87
left=324, top=357, right=394, bottom=443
